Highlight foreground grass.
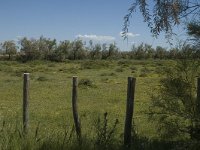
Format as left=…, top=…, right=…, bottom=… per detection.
left=2, top=118, right=200, bottom=150
left=1, top=59, right=199, bottom=149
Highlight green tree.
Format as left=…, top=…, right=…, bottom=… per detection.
left=2, top=40, right=17, bottom=60
left=69, top=40, right=86, bottom=60
left=108, top=43, right=119, bottom=59
left=54, top=40, right=71, bottom=61
left=20, top=37, right=40, bottom=61
left=101, top=43, right=109, bottom=59
left=155, top=46, right=167, bottom=59
left=132, top=43, right=146, bottom=59
left=123, top=1, right=200, bottom=38
left=168, top=48, right=179, bottom=59
left=90, top=43, right=102, bottom=59
left=38, top=36, right=57, bottom=60
left=145, top=43, right=155, bottom=59
left=0, top=43, right=3, bottom=54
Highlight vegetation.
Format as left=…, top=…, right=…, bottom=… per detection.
left=149, top=59, right=200, bottom=140
left=123, top=0, right=200, bottom=37
left=1, top=40, right=17, bottom=60
left=0, top=3, right=200, bottom=148
left=0, top=36, right=200, bottom=62
left=0, top=58, right=200, bottom=149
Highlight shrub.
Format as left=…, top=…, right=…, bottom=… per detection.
left=149, top=59, right=200, bottom=140
left=78, top=78, right=96, bottom=88
left=94, top=112, right=119, bottom=149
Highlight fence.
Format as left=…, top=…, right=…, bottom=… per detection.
left=21, top=73, right=200, bottom=147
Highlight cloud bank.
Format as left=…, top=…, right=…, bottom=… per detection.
left=76, top=34, right=115, bottom=41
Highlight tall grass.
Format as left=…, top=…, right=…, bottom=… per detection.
left=1, top=114, right=200, bottom=150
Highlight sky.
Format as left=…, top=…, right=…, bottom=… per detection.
left=0, top=0, right=188, bottom=50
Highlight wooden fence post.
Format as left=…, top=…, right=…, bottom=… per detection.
left=23, top=73, right=30, bottom=134
left=72, top=76, right=81, bottom=140
left=124, top=77, right=136, bottom=147
left=197, top=78, right=200, bottom=115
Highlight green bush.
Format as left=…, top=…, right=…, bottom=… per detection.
left=78, top=78, right=96, bottom=88
left=149, top=59, right=200, bottom=140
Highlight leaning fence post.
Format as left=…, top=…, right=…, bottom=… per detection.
left=72, top=76, right=81, bottom=141
left=124, top=77, right=136, bottom=147
left=23, top=73, right=30, bottom=134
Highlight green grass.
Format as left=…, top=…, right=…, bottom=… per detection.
left=1, top=59, right=198, bottom=149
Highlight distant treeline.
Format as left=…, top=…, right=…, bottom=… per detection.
left=0, top=36, right=199, bottom=62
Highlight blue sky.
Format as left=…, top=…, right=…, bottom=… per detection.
left=0, top=0, right=187, bottom=50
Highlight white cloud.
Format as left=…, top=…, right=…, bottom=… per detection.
left=119, top=32, right=140, bottom=38
left=76, top=34, right=115, bottom=41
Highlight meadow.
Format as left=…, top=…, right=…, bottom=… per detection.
left=1, top=59, right=198, bottom=150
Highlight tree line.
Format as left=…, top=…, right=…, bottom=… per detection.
left=0, top=36, right=199, bottom=62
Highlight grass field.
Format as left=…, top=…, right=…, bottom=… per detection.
left=2, top=59, right=197, bottom=149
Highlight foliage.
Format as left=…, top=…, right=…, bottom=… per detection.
left=78, top=78, right=96, bottom=88
left=149, top=59, right=200, bottom=140
left=187, top=21, right=200, bottom=48
left=94, top=112, right=119, bottom=149
left=130, top=43, right=155, bottom=59
left=1, top=35, right=200, bottom=62
left=1, top=40, right=17, bottom=60
left=123, top=0, right=200, bottom=38
left=89, top=43, right=102, bottom=60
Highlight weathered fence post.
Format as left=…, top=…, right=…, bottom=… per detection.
left=124, top=77, right=136, bottom=147
left=197, top=78, right=200, bottom=115
left=72, top=76, right=81, bottom=141
left=23, top=73, right=29, bottom=134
